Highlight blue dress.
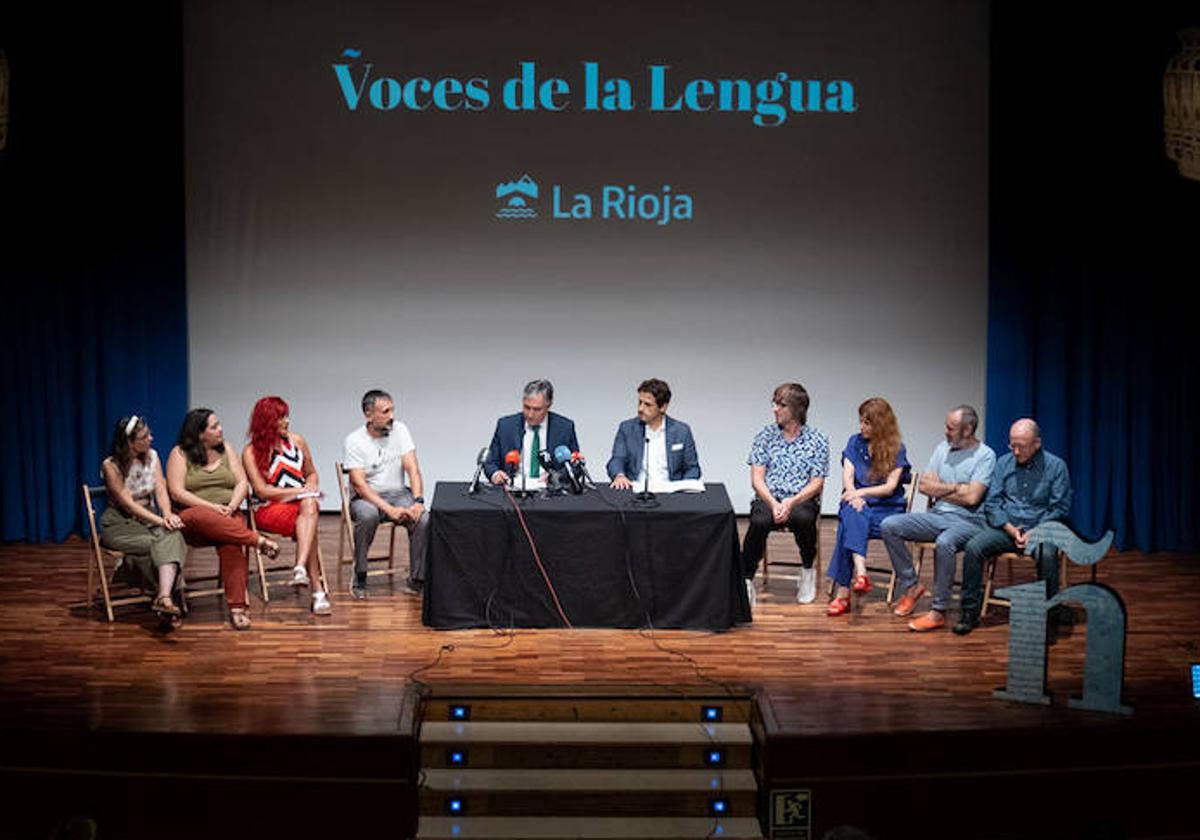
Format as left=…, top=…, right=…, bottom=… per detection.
left=828, top=434, right=911, bottom=587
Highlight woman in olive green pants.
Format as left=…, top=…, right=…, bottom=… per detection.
left=100, top=415, right=187, bottom=620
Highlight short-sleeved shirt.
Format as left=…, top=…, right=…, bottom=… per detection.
left=842, top=434, right=910, bottom=509
left=925, top=440, right=996, bottom=519
left=748, top=424, right=830, bottom=500
left=343, top=423, right=416, bottom=495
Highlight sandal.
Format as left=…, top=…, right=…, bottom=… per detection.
left=258, top=537, right=280, bottom=559
left=229, top=607, right=252, bottom=631
left=826, top=596, right=851, bottom=617
left=851, top=575, right=873, bottom=594
left=151, top=594, right=181, bottom=618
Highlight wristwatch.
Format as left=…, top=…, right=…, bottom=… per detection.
left=413, top=496, right=425, bottom=504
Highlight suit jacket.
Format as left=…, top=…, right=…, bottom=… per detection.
left=606, top=416, right=701, bottom=482
left=484, top=411, right=580, bottom=477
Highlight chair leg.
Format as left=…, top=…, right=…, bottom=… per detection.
left=762, top=542, right=770, bottom=586
left=95, top=551, right=115, bottom=623
left=316, top=544, right=329, bottom=594
left=886, top=571, right=897, bottom=605
left=253, top=545, right=270, bottom=603
left=980, top=556, right=998, bottom=618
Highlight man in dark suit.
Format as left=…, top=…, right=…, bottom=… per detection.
left=486, top=379, right=580, bottom=485
left=607, top=378, right=701, bottom=490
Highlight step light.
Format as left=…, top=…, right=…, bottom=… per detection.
left=447, top=748, right=468, bottom=766
left=701, top=705, right=723, bottom=722
left=705, top=748, right=725, bottom=766
left=709, top=797, right=729, bottom=816
left=449, top=704, right=471, bottom=721
left=445, top=797, right=465, bottom=815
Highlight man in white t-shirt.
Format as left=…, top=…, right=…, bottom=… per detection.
left=343, top=389, right=428, bottom=599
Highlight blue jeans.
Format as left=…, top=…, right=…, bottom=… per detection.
left=880, top=511, right=983, bottom=611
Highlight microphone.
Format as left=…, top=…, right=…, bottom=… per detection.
left=571, top=451, right=595, bottom=488
left=504, top=449, right=521, bottom=483
left=538, top=449, right=557, bottom=474
left=468, top=447, right=487, bottom=494
left=554, top=445, right=582, bottom=493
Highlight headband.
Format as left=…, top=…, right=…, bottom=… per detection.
left=124, top=415, right=140, bottom=435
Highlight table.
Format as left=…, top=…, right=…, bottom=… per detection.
left=422, top=482, right=751, bottom=630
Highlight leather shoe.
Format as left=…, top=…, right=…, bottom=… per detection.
left=892, top=585, right=925, bottom=617
left=851, top=575, right=872, bottom=594
left=952, top=612, right=980, bottom=635
left=826, top=596, right=851, bottom=617
left=908, top=611, right=946, bottom=632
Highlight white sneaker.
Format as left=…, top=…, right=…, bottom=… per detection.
left=796, top=566, right=817, bottom=604
left=291, top=565, right=310, bottom=587
left=745, top=579, right=757, bottom=611
left=311, top=591, right=332, bottom=615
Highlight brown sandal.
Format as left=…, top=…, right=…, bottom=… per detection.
left=229, top=607, right=252, bottom=631
left=152, top=594, right=181, bottom=618
left=258, top=537, right=280, bottom=559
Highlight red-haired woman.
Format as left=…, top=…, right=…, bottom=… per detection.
left=242, top=396, right=330, bottom=616
left=826, top=397, right=911, bottom=616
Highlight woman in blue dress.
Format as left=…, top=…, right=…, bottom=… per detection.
left=827, top=397, right=910, bottom=616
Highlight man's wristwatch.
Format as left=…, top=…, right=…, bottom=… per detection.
left=412, top=496, right=425, bottom=505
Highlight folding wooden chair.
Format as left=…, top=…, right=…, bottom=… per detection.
left=334, top=460, right=398, bottom=583
left=80, top=484, right=227, bottom=622
left=980, top=550, right=1071, bottom=617
left=82, top=484, right=151, bottom=622
left=860, top=477, right=919, bottom=602
left=761, top=523, right=823, bottom=585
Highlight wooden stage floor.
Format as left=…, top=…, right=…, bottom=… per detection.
left=2, top=514, right=1197, bottom=740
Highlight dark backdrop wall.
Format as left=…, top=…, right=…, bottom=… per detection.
left=0, top=6, right=188, bottom=542
left=987, top=2, right=1198, bottom=552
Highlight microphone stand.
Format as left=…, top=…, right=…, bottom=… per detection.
left=467, top=447, right=486, bottom=495
left=633, top=428, right=659, bottom=507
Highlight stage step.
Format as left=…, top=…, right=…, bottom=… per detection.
left=416, top=816, right=764, bottom=838
left=415, top=691, right=762, bottom=839
left=421, top=695, right=754, bottom=723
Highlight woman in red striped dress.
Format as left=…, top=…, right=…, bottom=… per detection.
left=242, top=396, right=331, bottom=615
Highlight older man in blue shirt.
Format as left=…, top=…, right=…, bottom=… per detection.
left=953, top=418, right=1072, bottom=635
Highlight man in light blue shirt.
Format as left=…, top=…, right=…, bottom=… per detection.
left=953, top=418, right=1073, bottom=635
left=881, top=405, right=996, bottom=631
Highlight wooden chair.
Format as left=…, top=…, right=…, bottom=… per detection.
left=980, top=549, right=1072, bottom=617
left=246, top=498, right=330, bottom=602
left=80, top=484, right=228, bottom=622
left=860, top=477, right=919, bottom=602
left=334, top=460, right=398, bottom=584
left=761, top=522, right=823, bottom=586
left=82, top=484, right=151, bottom=622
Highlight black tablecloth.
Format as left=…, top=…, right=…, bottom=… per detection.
left=423, top=482, right=751, bottom=630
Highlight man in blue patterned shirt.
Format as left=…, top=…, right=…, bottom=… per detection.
left=953, top=418, right=1073, bottom=635
left=741, top=382, right=830, bottom=605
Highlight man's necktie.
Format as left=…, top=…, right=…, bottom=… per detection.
left=531, top=426, right=541, bottom=477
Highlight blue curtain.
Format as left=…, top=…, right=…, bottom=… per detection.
left=986, top=3, right=1198, bottom=553
left=0, top=7, right=188, bottom=543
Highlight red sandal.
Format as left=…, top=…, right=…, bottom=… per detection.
left=826, top=596, right=851, bottom=617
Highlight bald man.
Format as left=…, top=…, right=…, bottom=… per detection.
left=953, top=418, right=1072, bottom=635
